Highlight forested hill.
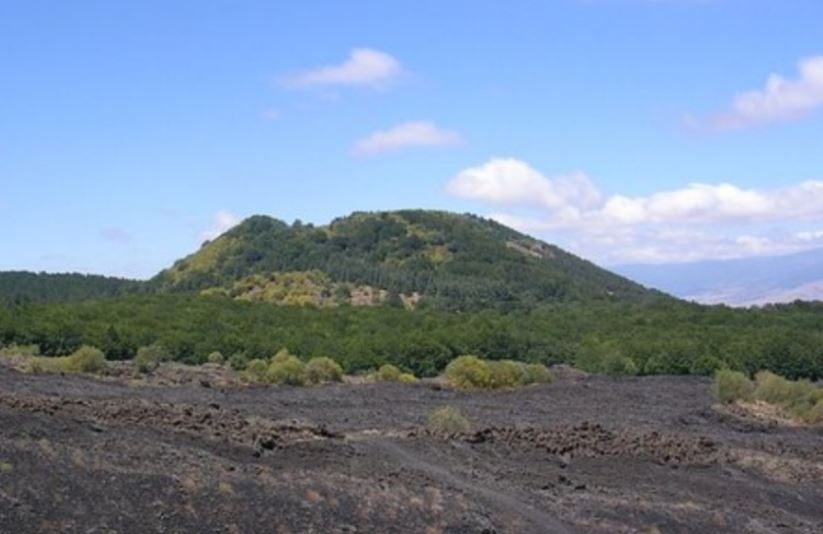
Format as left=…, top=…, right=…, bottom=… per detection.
left=151, top=210, right=657, bottom=309
left=0, top=272, right=143, bottom=305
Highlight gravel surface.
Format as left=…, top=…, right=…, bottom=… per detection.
left=0, top=364, right=821, bottom=533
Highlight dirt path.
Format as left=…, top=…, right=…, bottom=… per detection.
left=372, top=438, right=573, bottom=533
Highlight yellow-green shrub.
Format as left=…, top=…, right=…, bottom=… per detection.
left=267, top=355, right=306, bottom=386
left=444, top=355, right=491, bottom=389
left=245, top=358, right=269, bottom=382
left=207, top=351, right=224, bottom=365
left=375, top=364, right=403, bottom=382
left=28, top=346, right=107, bottom=375
left=271, top=348, right=293, bottom=365
left=305, top=357, right=343, bottom=384
left=445, top=356, right=553, bottom=389
left=487, top=360, right=522, bottom=389
left=0, top=344, right=40, bottom=358
left=68, top=346, right=107, bottom=373
left=521, top=363, right=555, bottom=384
left=711, top=370, right=753, bottom=404
left=805, top=399, right=823, bottom=424
left=754, top=371, right=823, bottom=422
left=428, top=406, right=470, bottom=435
left=397, top=373, right=418, bottom=384
left=134, top=344, right=167, bottom=373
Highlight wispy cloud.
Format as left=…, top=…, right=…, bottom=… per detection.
left=201, top=210, right=243, bottom=241
left=283, top=48, right=404, bottom=89
left=705, top=55, right=823, bottom=130
left=352, top=121, right=462, bottom=156
left=448, top=158, right=823, bottom=263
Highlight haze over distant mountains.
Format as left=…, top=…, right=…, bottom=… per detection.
left=614, top=247, right=823, bottom=307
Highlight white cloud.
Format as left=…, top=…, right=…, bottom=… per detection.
left=352, top=121, right=462, bottom=156
left=447, top=158, right=601, bottom=215
left=450, top=158, right=823, bottom=263
left=283, top=48, right=403, bottom=89
left=711, top=55, right=823, bottom=129
left=202, top=210, right=242, bottom=241
left=796, top=229, right=823, bottom=242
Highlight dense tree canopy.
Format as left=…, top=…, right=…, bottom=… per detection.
left=2, top=294, right=823, bottom=379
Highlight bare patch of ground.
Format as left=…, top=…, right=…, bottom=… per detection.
left=0, top=364, right=821, bottom=533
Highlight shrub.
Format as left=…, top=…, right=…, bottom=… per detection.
left=0, top=344, right=40, bottom=358
left=305, top=357, right=343, bottom=384
left=375, top=364, right=402, bottom=382
left=397, top=373, right=418, bottom=384
left=68, top=346, right=107, bottom=373
left=207, top=351, right=224, bottom=365
left=753, top=370, right=823, bottom=422
left=804, top=399, right=823, bottom=424
left=712, top=370, right=753, bottom=404
left=134, top=344, right=167, bottom=373
left=245, top=358, right=269, bottom=382
left=267, top=355, right=306, bottom=386
left=601, top=353, right=638, bottom=376
left=521, top=363, right=555, bottom=384
left=487, top=360, right=522, bottom=388
left=27, top=346, right=107, bottom=375
left=444, top=356, right=553, bottom=389
left=753, top=371, right=792, bottom=404
left=428, top=406, right=470, bottom=435
left=228, top=352, right=249, bottom=371
left=271, top=348, right=293, bottom=364
left=444, top=355, right=491, bottom=389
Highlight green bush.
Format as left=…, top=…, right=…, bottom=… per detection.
left=207, top=351, right=224, bottom=365
left=712, top=370, right=753, bottom=404
left=271, top=348, right=293, bottom=365
left=27, top=346, right=107, bottom=375
left=245, top=358, right=269, bottom=382
left=375, top=363, right=403, bottom=382
left=601, top=353, right=638, bottom=376
left=134, top=344, right=167, bottom=373
left=305, top=357, right=343, bottom=384
left=487, top=360, right=522, bottom=388
left=444, top=356, right=553, bottom=389
left=397, top=373, right=418, bottom=384
left=520, top=363, right=555, bottom=384
left=428, top=406, right=470, bottom=435
left=267, top=355, right=306, bottom=386
left=68, top=346, right=107, bottom=373
left=753, top=371, right=823, bottom=420
left=444, top=355, right=491, bottom=389
left=0, top=344, right=40, bottom=358
left=228, top=352, right=249, bottom=371
left=805, top=399, right=823, bottom=424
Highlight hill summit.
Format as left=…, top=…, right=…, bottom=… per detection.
left=152, top=210, right=652, bottom=309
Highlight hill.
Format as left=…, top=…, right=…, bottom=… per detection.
left=151, top=210, right=655, bottom=310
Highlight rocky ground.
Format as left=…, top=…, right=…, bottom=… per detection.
left=0, top=363, right=821, bottom=533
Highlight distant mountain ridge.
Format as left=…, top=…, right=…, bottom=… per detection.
left=151, top=210, right=655, bottom=309
left=614, top=247, right=823, bottom=306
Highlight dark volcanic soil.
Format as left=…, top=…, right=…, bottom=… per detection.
left=0, top=365, right=821, bottom=533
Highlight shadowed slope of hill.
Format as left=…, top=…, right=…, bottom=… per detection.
left=151, top=210, right=656, bottom=310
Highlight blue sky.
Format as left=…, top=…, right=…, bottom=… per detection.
left=2, top=0, right=823, bottom=278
